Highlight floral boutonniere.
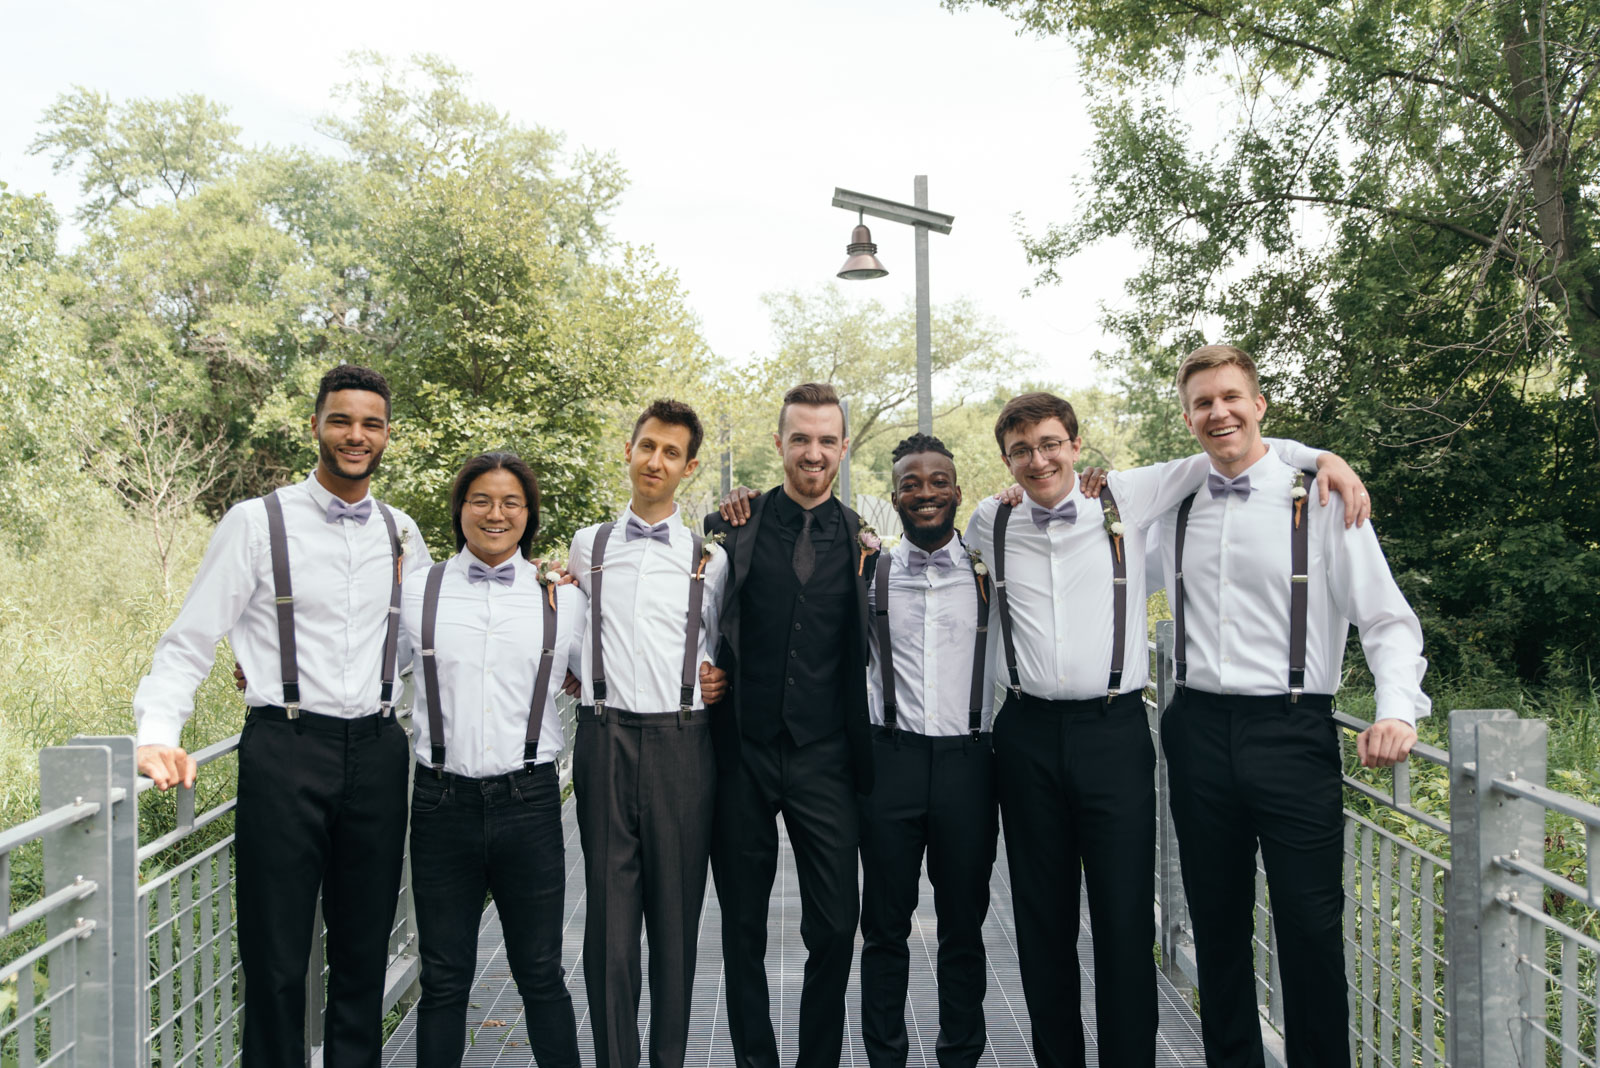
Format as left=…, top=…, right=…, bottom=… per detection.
left=857, top=524, right=882, bottom=576
left=397, top=528, right=412, bottom=584
left=966, top=546, right=990, bottom=603
left=1101, top=500, right=1125, bottom=563
left=1291, top=476, right=1309, bottom=529
left=535, top=557, right=566, bottom=610
left=696, top=531, right=727, bottom=580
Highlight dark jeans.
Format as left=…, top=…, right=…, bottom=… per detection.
left=573, top=709, right=715, bottom=1068
left=711, top=729, right=860, bottom=1068
left=858, top=728, right=998, bottom=1068
left=409, top=763, right=580, bottom=1068
left=993, top=691, right=1157, bottom=1068
left=235, top=708, right=409, bottom=1068
left=1162, top=689, right=1346, bottom=1068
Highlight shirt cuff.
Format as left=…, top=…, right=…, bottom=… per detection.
left=135, top=712, right=187, bottom=750
left=1373, top=685, right=1428, bottom=727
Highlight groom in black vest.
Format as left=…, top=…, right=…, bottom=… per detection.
left=705, top=382, right=876, bottom=1068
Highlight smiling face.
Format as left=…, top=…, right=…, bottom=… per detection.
left=1181, top=364, right=1269, bottom=476
left=891, top=451, right=961, bottom=551
left=311, top=389, right=390, bottom=486
left=626, top=417, right=699, bottom=512
left=775, top=403, right=847, bottom=507
left=1000, top=417, right=1082, bottom=509
left=459, top=469, right=529, bottom=568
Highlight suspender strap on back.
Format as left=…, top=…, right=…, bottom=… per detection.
left=589, top=522, right=615, bottom=715
left=419, top=562, right=449, bottom=774
left=376, top=503, right=402, bottom=716
left=526, top=590, right=559, bottom=769
left=1172, top=492, right=1197, bottom=687
left=1288, top=470, right=1313, bottom=701
left=873, top=558, right=897, bottom=730
left=1102, top=484, right=1128, bottom=702
left=991, top=503, right=1023, bottom=697
left=263, top=491, right=301, bottom=718
left=965, top=539, right=990, bottom=738
left=678, top=533, right=707, bottom=723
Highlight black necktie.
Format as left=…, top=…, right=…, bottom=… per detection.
left=792, top=509, right=816, bottom=585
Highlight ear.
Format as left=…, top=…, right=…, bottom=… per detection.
left=308, top=413, right=320, bottom=438
left=954, top=484, right=964, bottom=508
left=1254, top=392, right=1268, bottom=420
left=772, top=431, right=782, bottom=455
left=841, top=435, right=851, bottom=455
left=624, top=438, right=635, bottom=463
left=683, top=455, right=700, bottom=478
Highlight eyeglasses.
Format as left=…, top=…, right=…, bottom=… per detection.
left=1005, top=439, right=1068, bottom=466
left=465, top=496, right=526, bottom=515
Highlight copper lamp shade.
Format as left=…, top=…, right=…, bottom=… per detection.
left=837, top=222, right=888, bottom=280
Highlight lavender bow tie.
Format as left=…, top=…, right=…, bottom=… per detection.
left=904, top=547, right=956, bottom=576
left=467, top=560, right=516, bottom=587
left=625, top=515, right=672, bottom=545
left=1030, top=499, right=1078, bottom=530
left=325, top=497, right=373, bottom=525
left=1207, top=472, right=1254, bottom=500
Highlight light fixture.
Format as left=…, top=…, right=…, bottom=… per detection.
left=837, top=211, right=888, bottom=280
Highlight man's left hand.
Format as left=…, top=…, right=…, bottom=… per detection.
left=1313, top=454, right=1371, bottom=528
left=1357, top=719, right=1416, bottom=768
left=561, top=670, right=581, bottom=698
left=699, top=661, right=728, bottom=704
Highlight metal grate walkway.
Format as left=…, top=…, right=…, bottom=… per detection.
left=382, top=800, right=1206, bottom=1066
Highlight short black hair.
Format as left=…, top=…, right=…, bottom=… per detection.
left=632, top=399, right=705, bottom=459
left=450, top=452, right=541, bottom=558
left=891, top=432, right=955, bottom=464
left=315, top=364, right=392, bottom=419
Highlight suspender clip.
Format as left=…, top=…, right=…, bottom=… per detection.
left=1106, top=688, right=1120, bottom=702
left=379, top=703, right=393, bottom=718
left=284, top=703, right=300, bottom=720
left=593, top=700, right=605, bottom=718
left=970, top=726, right=982, bottom=741
left=1289, top=686, right=1303, bottom=703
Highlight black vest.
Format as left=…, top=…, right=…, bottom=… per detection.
left=739, top=501, right=856, bottom=745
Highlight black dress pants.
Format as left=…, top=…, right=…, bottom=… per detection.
left=573, top=709, right=716, bottom=1068
left=992, top=691, right=1157, bottom=1068
left=234, top=708, right=409, bottom=1068
left=711, top=729, right=860, bottom=1068
left=408, top=763, right=579, bottom=1068
left=1161, top=689, right=1347, bottom=1068
left=858, top=728, right=998, bottom=1068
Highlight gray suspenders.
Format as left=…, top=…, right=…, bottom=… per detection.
left=1173, top=469, right=1314, bottom=698
left=587, top=521, right=707, bottom=722
left=418, top=560, right=558, bottom=775
left=991, top=496, right=1129, bottom=702
left=262, top=489, right=402, bottom=720
left=873, top=539, right=991, bottom=738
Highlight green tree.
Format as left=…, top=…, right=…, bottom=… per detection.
left=951, top=0, right=1600, bottom=677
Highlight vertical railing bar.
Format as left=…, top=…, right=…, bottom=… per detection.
left=1363, top=821, right=1377, bottom=1068
left=19, top=959, right=36, bottom=1068
left=1561, top=934, right=1578, bottom=1068
left=200, top=860, right=217, bottom=1068
left=221, top=841, right=237, bottom=1067
left=158, top=882, right=176, bottom=1062
left=1343, top=816, right=1359, bottom=1064
left=1379, top=835, right=1395, bottom=1064
left=1397, top=848, right=1415, bottom=1068
left=180, top=864, right=197, bottom=1064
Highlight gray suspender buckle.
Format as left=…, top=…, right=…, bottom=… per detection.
left=1106, top=688, right=1120, bottom=701
left=284, top=702, right=300, bottom=720
left=1289, top=686, right=1303, bottom=703
left=593, top=700, right=605, bottom=717
left=275, top=595, right=293, bottom=605
left=1292, top=574, right=1309, bottom=583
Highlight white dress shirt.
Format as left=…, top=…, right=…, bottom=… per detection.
left=134, top=473, right=432, bottom=748
left=402, top=552, right=585, bottom=775
left=964, top=440, right=1324, bottom=702
left=866, top=536, right=997, bottom=735
left=1154, top=450, right=1430, bottom=724
left=567, top=503, right=727, bottom=713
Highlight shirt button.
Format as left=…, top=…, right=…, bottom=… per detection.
left=1223, top=656, right=1231, bottom=663
left=790, top=650, right=798, bottom=658
left=787, top=677, right=795, bottom=686
left=798, top=595, right=806, bottom=604
left=794, top=623, right=802, bottom=631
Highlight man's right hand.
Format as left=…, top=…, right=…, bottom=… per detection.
left=137, top=745, right=197, bottom=791
left=719, top=486, right=761, bottom=526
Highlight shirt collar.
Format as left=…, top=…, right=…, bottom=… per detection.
left=1026, top=482, right=1082, bottom=516
left=620, top=501, right=683, bottom=530
left=894, top=535, right=959, bottom=566
left=301, top=471, right=372, bottom=513
left=1207, top=448, right=1285, bottom=484
left=451, top=550, right=531, bottom=577
left=772, top=486, right=837, bottom=528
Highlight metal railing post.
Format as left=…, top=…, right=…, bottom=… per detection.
left=1474, top=716, right=1546, bottom=1068
left=1152, top=621, right=1191, bottom=986
left=39, top=742, right=116, bottom=1066
left=72, top=736, right=142, bottom=1068
left=1445, top=708, right=1515, bottom=1068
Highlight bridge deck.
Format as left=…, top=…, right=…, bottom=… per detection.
left=382, top=800, right=1206, bottom=1066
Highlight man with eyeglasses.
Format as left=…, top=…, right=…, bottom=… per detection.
left=964, top=391, right=1367, bottom=1068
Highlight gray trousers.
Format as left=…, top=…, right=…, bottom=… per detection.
left=574, top=707, right=716, bottom=1068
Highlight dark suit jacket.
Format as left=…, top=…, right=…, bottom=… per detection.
left=704, top=489, right=877, bottom=795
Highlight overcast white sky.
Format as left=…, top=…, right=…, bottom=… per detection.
left=2, top=0, right=1144, bottom=387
